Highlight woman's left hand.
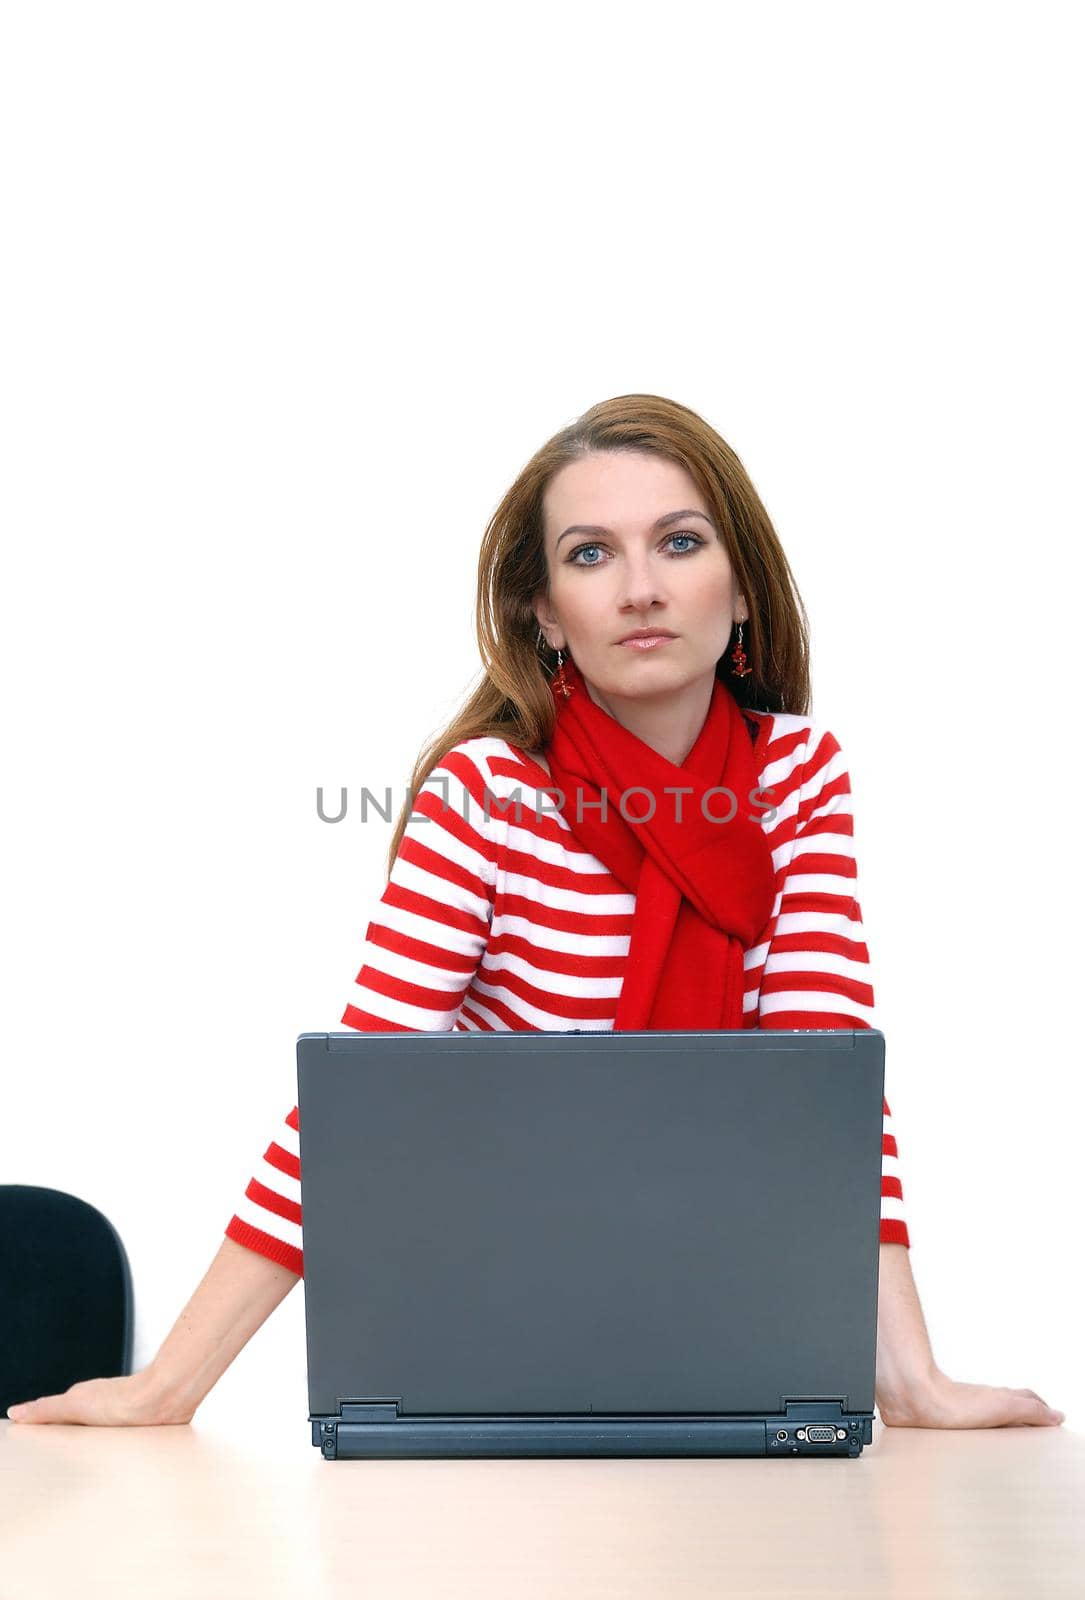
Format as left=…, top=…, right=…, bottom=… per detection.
left=879, top=1371, right=1066, bottom=1429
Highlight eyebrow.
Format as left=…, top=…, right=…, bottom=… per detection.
left=556, top=509, right=715, bottom=548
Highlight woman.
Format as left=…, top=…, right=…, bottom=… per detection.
left=7, top=394, right=1064, bottom=1429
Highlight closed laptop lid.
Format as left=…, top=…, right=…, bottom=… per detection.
left=297, top=1028, right=885, bottom=1420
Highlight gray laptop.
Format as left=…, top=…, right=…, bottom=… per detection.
left=297, top=1027, right=886, bottom=1461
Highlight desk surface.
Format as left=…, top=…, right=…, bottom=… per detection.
left=3, top=1414, right=1082, bottom=1599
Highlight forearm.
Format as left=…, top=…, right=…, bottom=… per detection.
left=145, top=1236, right=301, bottom=1419
left=875, top=1242, right=940, bottom=1409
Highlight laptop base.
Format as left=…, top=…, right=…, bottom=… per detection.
left=312, top=1401, right=874, bottom=1459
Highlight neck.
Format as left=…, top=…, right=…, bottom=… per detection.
left=580, top=668, right=718, bottom=765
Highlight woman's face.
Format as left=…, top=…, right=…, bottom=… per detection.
left=533, top=450, right=746, bottom=710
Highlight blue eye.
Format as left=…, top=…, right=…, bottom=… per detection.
left=567, top=532, right=705, bottom=567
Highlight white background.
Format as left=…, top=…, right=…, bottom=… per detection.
left=1, top=1, right=1081, bottom=1429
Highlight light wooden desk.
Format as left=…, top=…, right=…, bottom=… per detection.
left=2, top=1414, right=1081, bottom=1598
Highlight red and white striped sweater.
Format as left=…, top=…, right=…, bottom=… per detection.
left=225, top=709, right=910, bottom=1277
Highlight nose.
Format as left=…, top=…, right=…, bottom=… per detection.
left=618, top=551, right=668, bottom=615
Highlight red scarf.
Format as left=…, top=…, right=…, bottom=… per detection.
left=541, top=655, right=778, bottom=1030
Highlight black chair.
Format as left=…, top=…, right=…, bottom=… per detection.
left=1, top=1185, right=134, bottom=1414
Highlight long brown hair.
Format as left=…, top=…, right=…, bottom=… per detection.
left=385, top=392, right=811, bottom=876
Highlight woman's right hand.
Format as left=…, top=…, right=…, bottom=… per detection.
left=6, top=1368, right=193, bottom=1427
left=6, top=1237, right=301, bottom=1430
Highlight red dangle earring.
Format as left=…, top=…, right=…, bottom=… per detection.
left=730, top=618, right=752, bottom=678
left=538, top=626, right=573, bottom=698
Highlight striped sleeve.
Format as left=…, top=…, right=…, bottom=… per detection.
left=757, top=725, right=910, bottom=1249
left=224, top=744, right=498, bottom=1276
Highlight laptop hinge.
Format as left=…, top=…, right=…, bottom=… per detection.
left=781, top=1396, right=850, bottom=1419
left=338, top=1400, right=402, bottom=1422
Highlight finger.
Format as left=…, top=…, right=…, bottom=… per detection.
left=1009, top=1388, right=1061, bottom=1415
left=1016, top=1393, right=1064, bottom=1427
left=7, top=1394, right=65, bottom=1424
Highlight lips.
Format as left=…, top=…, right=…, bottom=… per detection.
left=616, top=630, right=677, bottom=644
left=617, top=633, right=676, bottom=652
